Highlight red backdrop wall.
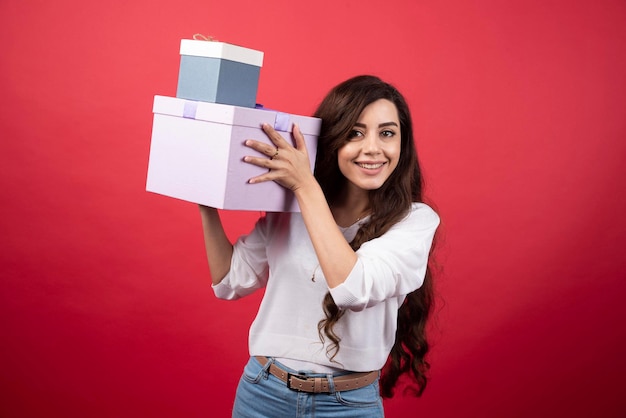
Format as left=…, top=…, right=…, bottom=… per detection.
left=1, top=0, right=625, bottom=417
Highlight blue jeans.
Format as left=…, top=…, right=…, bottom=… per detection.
left=232, top=357, right=384, bottom=418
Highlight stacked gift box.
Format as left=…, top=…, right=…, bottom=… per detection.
left=146, top=37, right=321, bottom=211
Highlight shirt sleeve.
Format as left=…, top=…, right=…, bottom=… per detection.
left=329, top=203, right=440, bottom=311
left=212, top=215, right=271, bottom=300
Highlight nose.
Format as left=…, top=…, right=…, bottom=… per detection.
left=362, top=132, right=382, bottom=155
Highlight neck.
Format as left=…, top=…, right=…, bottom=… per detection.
left=331, top=187, right=370, bottom=228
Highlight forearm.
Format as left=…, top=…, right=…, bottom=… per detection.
left=242, top=123, right=357, bottom=288
left=199, top=205, right=233, bottom=285
left=294, top=181, right=357, bottom=289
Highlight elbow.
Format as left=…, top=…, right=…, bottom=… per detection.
left=330, top=290, right=370, bottom=312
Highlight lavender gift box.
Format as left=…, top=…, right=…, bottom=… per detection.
left=146, top=95, right=321, bottom=212
left=176, top=39, right=264, bottom=108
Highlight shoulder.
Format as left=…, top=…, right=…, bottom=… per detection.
left=372, top=203, right=440, bottom=244
left=358, top=203, right=439, bottom=251
left=401, top=202, right=440, bottom=230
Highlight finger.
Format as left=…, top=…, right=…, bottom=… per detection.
left=248, top=172, right=274, bottom=184
left=292, top=124, right=308, bottom=154
left=245, top=139, right=279, bottom=158
left=247, top=165, right=282, bottom=184
left=243, top=155, right=275, bottom=169
left=261, top=123, right=291, bottom=148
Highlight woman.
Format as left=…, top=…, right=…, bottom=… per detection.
left=199, top=75, right=440, bottom=417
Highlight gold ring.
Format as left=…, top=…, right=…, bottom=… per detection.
left=271, top=149, right=279, bottom=159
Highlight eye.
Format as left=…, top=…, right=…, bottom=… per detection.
left=380, top=129, right=396, bottom=138
left=348, top=129, right=364, bottom=140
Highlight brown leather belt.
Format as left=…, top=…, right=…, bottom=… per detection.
left=255, top=356, right=379, bottom=393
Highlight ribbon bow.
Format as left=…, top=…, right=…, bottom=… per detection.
left=193, top=33, right=217, bottom=41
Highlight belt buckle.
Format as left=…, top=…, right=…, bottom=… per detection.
left=286, top=372, right=309, bottom=391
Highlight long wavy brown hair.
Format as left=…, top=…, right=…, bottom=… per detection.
left=313, top=75, right=436, bottom=398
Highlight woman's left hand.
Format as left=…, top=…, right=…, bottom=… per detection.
left=243, top=123, right=316, bottom=192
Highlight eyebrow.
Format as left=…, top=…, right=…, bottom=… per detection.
left=354, top=122, right=400, bottom=128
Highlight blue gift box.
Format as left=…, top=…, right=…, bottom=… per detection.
left=176, top=39, right=264, bottom=108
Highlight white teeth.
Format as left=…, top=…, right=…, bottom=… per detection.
left=357, top=163, right=384, bottom=169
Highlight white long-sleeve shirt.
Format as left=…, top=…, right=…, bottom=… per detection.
left=213, top=202, right=439, bottom=372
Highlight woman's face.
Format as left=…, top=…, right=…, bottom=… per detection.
left=337, top=99, right=401, bottom=193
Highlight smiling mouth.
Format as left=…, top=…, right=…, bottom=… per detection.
left=356, top=162, right=386, bottom=169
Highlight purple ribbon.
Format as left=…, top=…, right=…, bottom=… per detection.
left=274, top=112, right=290, bottom=131
left=256, top=104, right=291, bottom=131
left=183, top=101, right=198, bottom=119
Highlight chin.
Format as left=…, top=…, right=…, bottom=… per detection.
left=358, top=181, right=387, bottom=191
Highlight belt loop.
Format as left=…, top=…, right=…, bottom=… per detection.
left=326, top=373, right=336, bottom=394
left=261, top=356, right=274, bottom=379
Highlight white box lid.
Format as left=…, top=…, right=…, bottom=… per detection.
left=152, top=96, right=321, bottom=135
left=179, top=39, right=264, bottom=67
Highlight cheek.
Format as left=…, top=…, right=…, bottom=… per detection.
left=387, top=143, right=402, bottom=168
left=337, top=145, right=356, bottom=169
left=336, top=150, right=348, bottom=177
left=337, top=142, right=356, bottom=158
left=337, top=158, right=351, bottom=178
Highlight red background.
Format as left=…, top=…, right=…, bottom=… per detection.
left=2, top=0, right=625, bottom=417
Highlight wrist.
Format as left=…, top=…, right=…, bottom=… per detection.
left=292, top=176, right=322, bottom=198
